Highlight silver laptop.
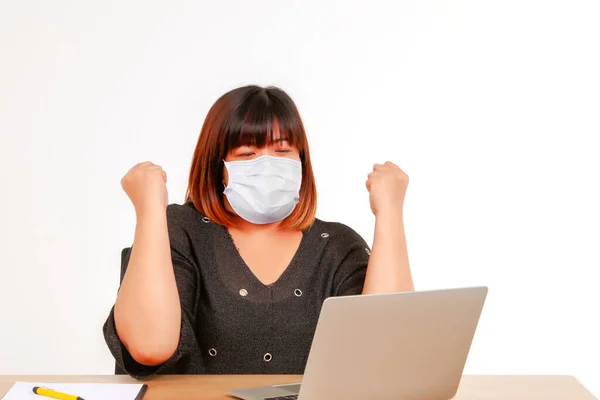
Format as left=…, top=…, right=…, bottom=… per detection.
left=228, top=286, right=487, bottom=400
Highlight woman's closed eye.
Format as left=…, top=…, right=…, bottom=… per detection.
left=231, top=147, right=256, bottom=158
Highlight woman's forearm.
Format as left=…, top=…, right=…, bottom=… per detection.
left=362, top=209, right=414, bottom=294
left=114, top=211, right=181, bottom=366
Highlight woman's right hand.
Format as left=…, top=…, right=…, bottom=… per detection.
left=121, top=162, right=168, bottom=217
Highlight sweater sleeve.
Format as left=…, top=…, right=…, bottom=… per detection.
left=331, top=225, right=371, bottom=296
left=102, top=213, right=205, bottom=379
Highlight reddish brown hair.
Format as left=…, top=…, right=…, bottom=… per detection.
left=186, top=85, right=317, bottom=229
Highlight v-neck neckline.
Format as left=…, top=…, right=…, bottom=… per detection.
left=221, top=226, right=308, bottom=288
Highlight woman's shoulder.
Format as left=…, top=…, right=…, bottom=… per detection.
left=166, top=201, right=207, bottom=224
left=165, top=202, right=217, bottom=243
left=309, top=217, right=368, bottom=246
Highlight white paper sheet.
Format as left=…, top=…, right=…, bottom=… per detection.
left=1, top=381, right=146, bottom=400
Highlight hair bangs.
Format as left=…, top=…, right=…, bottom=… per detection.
left=222, top=88, right=306, bottom=154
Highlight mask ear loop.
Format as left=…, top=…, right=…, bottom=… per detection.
left=222, top=159, right=228, bottom=190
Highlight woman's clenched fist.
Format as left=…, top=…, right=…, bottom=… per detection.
left=121, top=162, right=168, bottom=217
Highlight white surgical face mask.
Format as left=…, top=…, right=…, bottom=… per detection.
left=223, top=155, right=302, bottom=224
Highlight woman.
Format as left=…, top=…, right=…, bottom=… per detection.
left=103, top=85, right=414, bottom=379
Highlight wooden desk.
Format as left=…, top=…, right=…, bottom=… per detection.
left=0, top=375, right=596, bottom=399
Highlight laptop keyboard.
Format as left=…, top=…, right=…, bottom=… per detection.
left=263, top=395, right=299, bottom=400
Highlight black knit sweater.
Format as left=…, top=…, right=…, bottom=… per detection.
left=103, top=202, right=370, bottom=379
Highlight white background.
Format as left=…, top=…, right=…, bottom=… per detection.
left=1, top=0, right=599, bottom=395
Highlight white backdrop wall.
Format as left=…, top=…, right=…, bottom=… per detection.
left=1, top=0, right=598, bottom=395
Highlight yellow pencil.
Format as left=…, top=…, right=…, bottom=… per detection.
left=32, top=386, right=85, bottom=400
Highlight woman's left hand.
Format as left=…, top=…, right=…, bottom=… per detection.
left=366, top=161, right=409, bottom=217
